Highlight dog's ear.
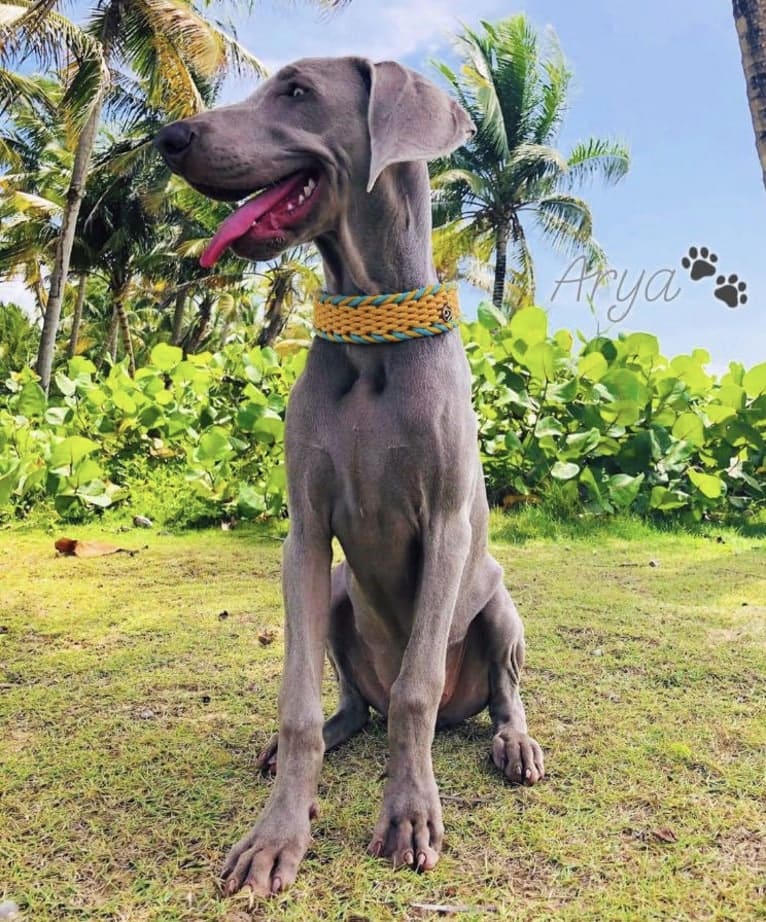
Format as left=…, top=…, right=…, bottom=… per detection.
left=361, top=59, right=475, bottom=193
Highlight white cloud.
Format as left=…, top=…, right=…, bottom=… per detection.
left=230, top=0, right=510, bottom=76
left=0, top=279, right=37, bottom=320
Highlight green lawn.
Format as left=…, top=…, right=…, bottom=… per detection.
left=1, top=518, right=765, bottom=921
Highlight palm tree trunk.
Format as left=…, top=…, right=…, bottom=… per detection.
left=35, top=90, right=105, bottom=392
left=185, top=293, right=212, bottom=353
left=67, top=273, right=88, bottom=359
left=32, top=272, right=48, bottom=322
left=114, top=284, right=135, bottom=377
left=492, top=222, right=510, bottom=309
left=733, top=0, right=766, bottom=191
left=171, top=290, right=187, bottom=345
left=100, top=307, right=119, bottom=369
left=258, top=288, right=290, bottom=347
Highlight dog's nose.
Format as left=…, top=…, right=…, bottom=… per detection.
left=154, top=122, right=196, bottom=168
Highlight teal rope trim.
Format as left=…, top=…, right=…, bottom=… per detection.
left=315, top=319, right=459, bottom=344
left=316, top=282, right=456, bottom=308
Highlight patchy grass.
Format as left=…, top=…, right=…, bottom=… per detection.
left=1, top=519, right=765, bottom=921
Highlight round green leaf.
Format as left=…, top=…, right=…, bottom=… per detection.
left=197, top=427, right=232, bottom=462
left=49, top=436, right=99, bottom=470
left=535, top=416, right=565, bottom=438
left=550, top=461, right=580, bottom=481
left=509, top=306, right=548, bottom=345
left=688, top=469, right=723, bottom=499
left=565, top=428, right=601, bottom=455
left=578, top=351, right=608, bottom=381
left=742, top=361, right=766, bottom=398
left=649, top=486, right=689, bottom=510
left=237, top=483, right=266, bottom=516
left=523, top=341, right=556, bottom=381
left=150, top=343, right=183, bottom=371
left=622, top=332, right=660, bottom=358
left=252, top=412, right=284, bottom=444
left=16, top=382, right=46, bottom=417
left=477, top=301, right=507, bottom=330
left=672, top=412, right=704, bottom=446
left=607, top=473, right=644, bottom=509
left=54, top=373, right=76, bottom=397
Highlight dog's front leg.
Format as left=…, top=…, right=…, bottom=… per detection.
left=368, top=514, right=471, bottom=872
left=222, top=529, right=331, bottom=897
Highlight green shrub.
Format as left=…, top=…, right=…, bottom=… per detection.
left=0, top=342, right=305, bottom=523
left=0, top=310, right=764, bottom=525
left=466, top=305, right=765, bottom=519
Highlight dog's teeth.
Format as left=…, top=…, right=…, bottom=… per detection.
left=303, top=184, right=312, bottom=197
left=307, top=177, right=317, bottom=192
left=298, top=193, right=305, bottom=204
left=287, top=202, right=295, bottom=211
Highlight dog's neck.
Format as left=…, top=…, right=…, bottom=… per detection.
left=315, top=161, right=438, bottom=295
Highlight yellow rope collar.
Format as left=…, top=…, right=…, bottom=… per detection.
left=313, top=283, right=460, bottom=344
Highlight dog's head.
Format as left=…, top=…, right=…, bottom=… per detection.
left=154, top=56, right=474, bottom=267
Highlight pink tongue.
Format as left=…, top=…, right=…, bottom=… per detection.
left=200, top=173, right=304, bottom=268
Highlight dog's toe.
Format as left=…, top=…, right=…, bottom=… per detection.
left=491, top=729, right=545, bottom=785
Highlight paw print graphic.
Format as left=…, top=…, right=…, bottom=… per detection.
left=714, top=274, right=748, bottom=309
left=681, top=246, right=718, bottom=281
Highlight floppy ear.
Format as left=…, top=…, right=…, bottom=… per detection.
left=362, top=59, right=475, bottom=193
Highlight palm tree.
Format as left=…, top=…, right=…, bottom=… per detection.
left=0, top=74, right=67, bottom=319
left=256, top=250, right=322, bottom=347
left=431, top=15, right=630, bottom=312
left=2, top=0, right=266, bottom=391
left=733, top=0, right=766, bottom=191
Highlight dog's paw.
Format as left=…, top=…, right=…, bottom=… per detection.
left=220, top=802, right=317, bottom=897
left=491, top=728, right=545, bottom=785
left=368, top=778, right=443, bottom=872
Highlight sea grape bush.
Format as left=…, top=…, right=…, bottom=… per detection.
left=0, top=306, right=764, bottom=523
left=0, top=343, right=303, bottom=521
left=467, top=304, right=764, bottom=517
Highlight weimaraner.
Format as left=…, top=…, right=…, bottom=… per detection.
left=155, top=56, right=544, bottom=898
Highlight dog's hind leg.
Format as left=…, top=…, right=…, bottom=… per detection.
left=257, top=565, right=369, bottom=774
left=480, top=582, right=545, bottom=786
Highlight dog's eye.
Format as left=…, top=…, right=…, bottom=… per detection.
left=288, top=85, right=307, bottom=98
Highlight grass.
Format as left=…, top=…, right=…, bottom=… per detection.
left=1, top=515, right=765, bottom=921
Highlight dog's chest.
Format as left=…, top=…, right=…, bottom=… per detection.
left=328, top=378, right=426, bottom=524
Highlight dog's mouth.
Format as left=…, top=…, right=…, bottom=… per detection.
left=199, top=168, right=322, bottom=268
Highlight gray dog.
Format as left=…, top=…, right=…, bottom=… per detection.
left=155, top=56, right=544, bottom=898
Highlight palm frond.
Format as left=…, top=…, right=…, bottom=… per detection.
left=533, top=193, right=599, bottom=260
left=431, top=217, right=492, bottom=281
left=0, top=63, right=55, bottom=115
left=454, top=25, right=510, bottom=159
left=566, top=137, right=630, bottom=187
left=137, top=0, right=266, bottom=79
left=0, top=1, right=99, bottom=69
left=430, top=166, right=490, bottom=201
left=533, top=26, right=571, bottom=144
left=60, top=51, right=110, bottom=131
left=507, top=227, right=536, bottom=307
left=488, top=15, right=540, bottom=152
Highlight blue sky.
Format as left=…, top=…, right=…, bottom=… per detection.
left=5, top=0, right=764, bottom=372
left=217, top=0, right=765, bottom=371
